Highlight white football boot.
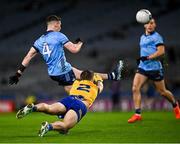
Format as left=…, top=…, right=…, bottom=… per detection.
left=112, top=60, right=124, bottom=80
left=16, top=103, right=34, bottom=119
left=38, top=121, right=49, bottom=137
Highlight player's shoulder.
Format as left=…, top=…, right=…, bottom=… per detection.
left=152, top=31, right=164, bottom=43
left=140, top=33, right=146, bottom=39
left=51, top=31, right=67, bottom=37
left=153, top=31, right=163, bottom=38
left=72, top=80, right=80, bottom=85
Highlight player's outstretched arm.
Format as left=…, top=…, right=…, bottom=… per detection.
left=64, top=40, right=83, bottom=53
left=9, top=47, right=38, bottom=85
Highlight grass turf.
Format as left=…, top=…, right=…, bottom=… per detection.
left=0, top=111, right=180, bottom=143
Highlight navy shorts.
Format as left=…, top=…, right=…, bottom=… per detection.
left=137, top=68, right=164, bottom=81
left=58, top=96, right=87, bottom=122
left=50, top=70, right=76, bottom=86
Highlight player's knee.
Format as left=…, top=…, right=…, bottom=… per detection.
left=40, top=103, right=49, bottom=109
left=40, top=103, right=51, bottom=113
left=132, top=85, right=140, bottom=93
left=47, top=106, right=55, bottom=113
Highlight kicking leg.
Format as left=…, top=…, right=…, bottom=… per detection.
left=95, top=60, right=124, bottom=80
left=72, top=67, right=82, bottom=80
left=72, top=59, right=124, bottom=81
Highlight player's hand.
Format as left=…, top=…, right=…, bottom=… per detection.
left=137, top=56, right=149, bottom=63
left=136, top=58, right=141, bottom=65
left=93, top=73, right=103, bottom=84
left=9, top=72, right=21, bottom=85
left=139, top=56, right=149, bottom=61
left=75, top=38, right=82, bottom=43
left=136, top=56, right=149, bottom=65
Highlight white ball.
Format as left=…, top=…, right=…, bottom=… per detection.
left=136, top=9, right=152, bottom=24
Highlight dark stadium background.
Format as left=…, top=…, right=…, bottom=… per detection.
left=0, top=0, right=180, bottom=112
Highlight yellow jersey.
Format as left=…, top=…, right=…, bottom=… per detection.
left=69, top=80, right=98, bottom=106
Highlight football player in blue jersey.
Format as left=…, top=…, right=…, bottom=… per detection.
left=9, top=15, right=124, bottom=93
left=128, top=18, right=180, bottom=123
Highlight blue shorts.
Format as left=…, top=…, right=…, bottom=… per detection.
left=50, top=70, right=76, bottom=86
left=58, top=96, right=87, bottom=122
left=137, top=68, right=164, bottom=81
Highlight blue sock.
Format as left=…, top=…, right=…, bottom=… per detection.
left=32, top=106, right=37, bottom=112
left=135, top=108, right=141, bottom=114
left=48, top=124, right=53, bottom=131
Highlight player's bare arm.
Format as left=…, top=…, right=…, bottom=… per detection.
left=97, top=81, right=103, bottom=94
left=148, top=45, right=165, bottom=59
left=64, top=41, right=83, bottom=53
left=9, top=47, right=37, bottom=85
left=19, top=47, right=38, bottom=72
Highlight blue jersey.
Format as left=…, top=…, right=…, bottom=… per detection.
left=33, top=31, right=72, bottom=76
left=139, top=31, right=164, bottom=71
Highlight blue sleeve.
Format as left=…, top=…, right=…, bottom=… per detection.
left=32, top=40, right=40, bottom=52
left=154, top=34, right=164, bottom=47
left=57, top=32, right=69, bottom=45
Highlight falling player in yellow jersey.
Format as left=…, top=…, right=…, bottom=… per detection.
left=16, top=70, right=103, bottom=137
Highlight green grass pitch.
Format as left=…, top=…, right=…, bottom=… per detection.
left=0, top=111, right=180, bottom=143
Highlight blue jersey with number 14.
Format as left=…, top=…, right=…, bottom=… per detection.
left=33, top=31, right=72, bottom=76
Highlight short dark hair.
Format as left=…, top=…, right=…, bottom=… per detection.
left=80, top=70, right=94, bottom=81
left=46, top=15, right=61, bottom=24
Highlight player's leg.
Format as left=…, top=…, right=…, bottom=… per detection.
left=72, top=59, right=124, bottom=81
left=72, top=67, right=82, bottom=80
left=16, top=102, right=66, bottom=119
left=38, top=110, right=78, bottom=137
left=154, top=80, right=180, bottom=119
left=52, top=109, right=78, bottom=132
left=128, top=72, right=148, bottom=123
left=95, top=60, right=124, bottom=80
left=35, top=102, right=66, bottom=115
left=72, top=66, right=108, bottom=80
left=105, top=59, right=124, bottom=80
left=38, top=96, right=87, bottom=137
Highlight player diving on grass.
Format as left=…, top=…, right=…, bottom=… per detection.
left=9, top=15, right=124, bottom=93
left=16, top=70, right=103, bottom=137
